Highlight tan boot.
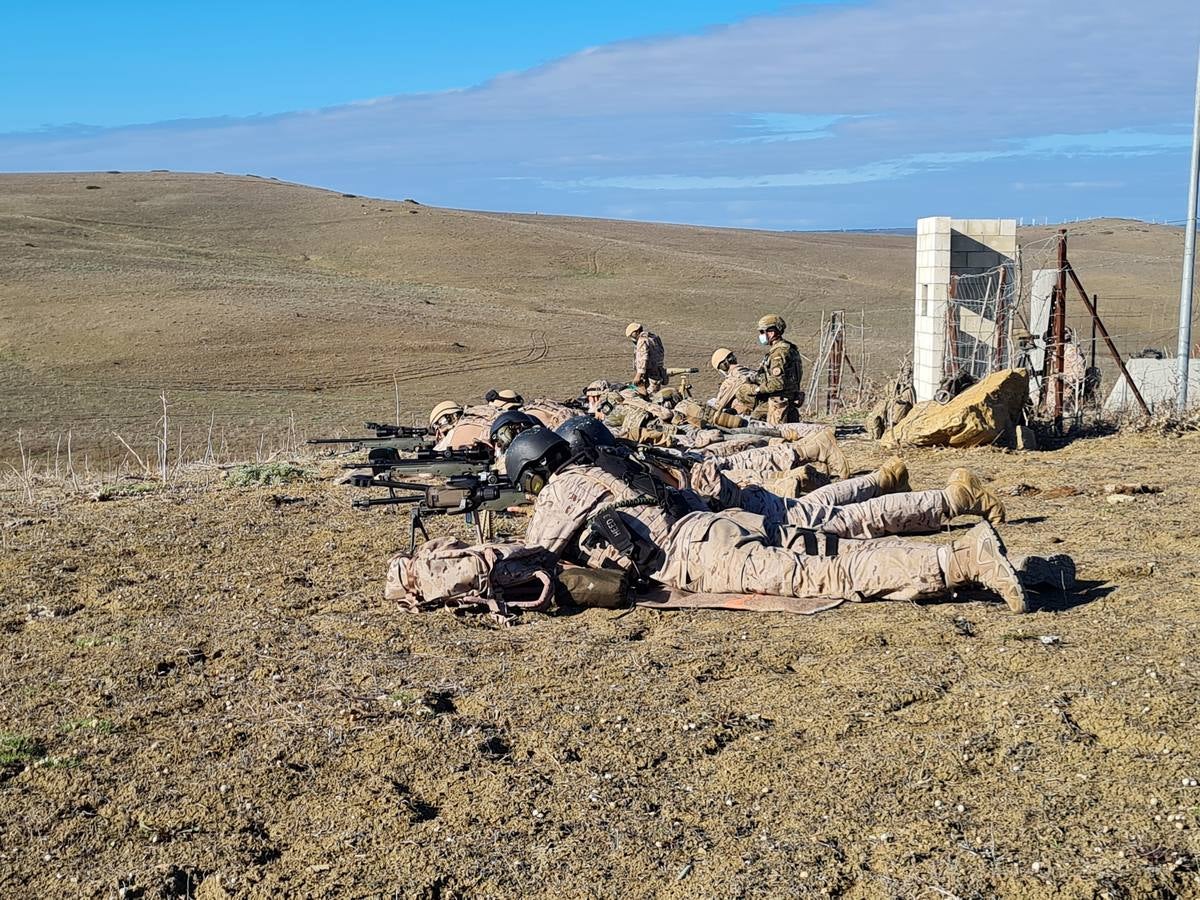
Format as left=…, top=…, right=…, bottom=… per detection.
left=1011, top=554, right=1076, bottom=591
left=794, top=429, right=850, bottom=480
left=939, top=521, right=1028, bottom=613
left=765, top=464, right=828, bottom=497
left=875, top=456, right=910, bottom=495
left=946, top=468, right=1006, bottom=524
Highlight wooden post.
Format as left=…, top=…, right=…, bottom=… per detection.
left=945, top=276, right=961, bottom=378
left=826, top=312, right=844, bottom=414
left=993, top=266, right=1009, bottom=371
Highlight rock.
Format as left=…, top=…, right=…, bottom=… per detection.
left=1106, top=494, right=1137, bottom=505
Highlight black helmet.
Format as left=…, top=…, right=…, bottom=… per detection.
left=556, top=415, right=615, bottom=455
left=504, top=427, right=572, bottom=494
left=489, top=410, right=540, bottom=452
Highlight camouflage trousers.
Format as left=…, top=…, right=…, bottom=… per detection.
left=706, top=442, right=828, bottom=496
left=655, top=510, right=946, bottom=601
left=693, top=466, right=950, bottom=539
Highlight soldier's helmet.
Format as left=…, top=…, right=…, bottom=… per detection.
left=429, top=401, right=463, bottom=428
left=757, top=314, right=786, bottom=335
left=625, top=322, right=644, bottom=339
left=711, top=348, right=735, bottom=371
left=489, top=410, right=540, bottom=453
left=556, top=415, right=616, bottom=455
left=504, top=427, right=573, bottom=494
left=490, top=388, right=524, bottom=410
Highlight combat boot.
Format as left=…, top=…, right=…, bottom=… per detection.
left=874, top=456, right=910, bottom=495
left=938, top=521, right=1028, bottom=613
left=945, top=468, right=1006, bottom=524
left=793, top=429, right=850, bottom=480
left=1011, top=554, right=1076, bottom=591
left=765, top=464, right=828, bottom=497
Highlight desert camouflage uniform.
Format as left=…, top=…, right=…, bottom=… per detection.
left=741, top=338, right=804, bottom=424
left=656, top=510, right=946, bottom=601
left=713, top=363, right=758, bottom=415
left=524, top=464, right=948, bottom=602
left=523, top=399, right=577, bottom=430
left=634, top=331, right=668, bottom=392
left=434, top=405, right=499, bottom=451
left=524, top=462, right=707, bottom=568
left=689, top=462, right=950, bottom=539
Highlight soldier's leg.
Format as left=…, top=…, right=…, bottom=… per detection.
left=660, top=513, right=1026, bottom=609
left=712, top=443, right=799, bottom=474
left=667, top=514, right=945, bottom=600
left=807, top=490, right=951, bottom=538
left=797, top=457, right=907, bottom=506
left=696, top=435, right=769, bottom=457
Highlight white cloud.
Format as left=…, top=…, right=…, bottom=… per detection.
left=0, top=0, right=1196, bottom=228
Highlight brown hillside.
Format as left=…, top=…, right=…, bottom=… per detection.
left=0, top=172, right=1187, bottom=462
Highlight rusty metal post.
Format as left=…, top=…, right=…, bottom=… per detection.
left=826, top=312, right=844, bottom=414
left=1053, top=229, right=1068, bottom=431
left=1067, top=266, right=1150, bottom=417
left=1089, top=293, right=1098, bottom=372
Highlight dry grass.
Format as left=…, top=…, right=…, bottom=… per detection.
left=0, top=172, right=1188, bottom=466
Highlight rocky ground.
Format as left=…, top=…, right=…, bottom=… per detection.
left=2, top=428, right=1199, bottom=898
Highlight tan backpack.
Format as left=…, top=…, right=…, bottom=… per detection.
left=385, top=538, right=559, bottom=624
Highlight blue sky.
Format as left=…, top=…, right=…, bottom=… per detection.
left=1, top=0, right=1197, bottom=230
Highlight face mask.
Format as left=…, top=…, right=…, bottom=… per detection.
left=758, top=333, right=769, bottom=346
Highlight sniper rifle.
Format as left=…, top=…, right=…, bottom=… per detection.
left=344, top=445, right=494, bottom=477
left=350, top=470, right=526, bottom=549
left=307, top=421, right=435, bottom=453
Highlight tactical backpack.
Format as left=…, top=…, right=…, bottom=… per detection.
left=385, top=538, right=559, bottom=624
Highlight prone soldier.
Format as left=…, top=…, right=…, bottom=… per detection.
left=504, top=428, right=1061, bottom=613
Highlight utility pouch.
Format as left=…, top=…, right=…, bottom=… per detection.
left=585, top=509, right=662, bottom=578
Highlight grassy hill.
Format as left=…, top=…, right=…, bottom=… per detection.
left=0, top=172, right=1188, bottom=463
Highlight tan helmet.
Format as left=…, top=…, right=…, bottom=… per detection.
left=625, top=322, right=644, bottom=339
left=490, top=388, right=523, bottom=410
left=757, top=314, right=786, bottom=334
left=429, top=400, right=463, bottom=427
left=710, top=347, right=735, bottom=371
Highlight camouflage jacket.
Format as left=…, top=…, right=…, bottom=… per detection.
left=524, top=463, right=705, bottom=571
left=634, top=332, right=668, bottom=384
left=755, top=339, right=803, bottom=400
left=713, top=364, right=758, bottom=413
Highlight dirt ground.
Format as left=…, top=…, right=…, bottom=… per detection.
left=2, top=428, right=1199, bottom=898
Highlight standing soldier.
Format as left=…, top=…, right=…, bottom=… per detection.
left=626, top=323, right=668, bottom=394
left=743, top=314, right=804, bottom=424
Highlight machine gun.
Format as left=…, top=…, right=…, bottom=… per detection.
left=344, top=445, right=494, bottom=477
left=350, top=470, right=526, bottom=549
left=665, top=366, right=699, bottom=397
left=307, top=421, right=435, bottom=453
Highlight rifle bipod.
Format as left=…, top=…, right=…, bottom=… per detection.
left=406, top=506, right=491, bottom=552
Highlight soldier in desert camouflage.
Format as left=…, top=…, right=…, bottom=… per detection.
left=710, top=348, right=757, bottom=416
left=626, top=323, right=668, bottom=393
left=505, top=429, right=1061, bottom=613
left=737, top=314, right=804, bottom=424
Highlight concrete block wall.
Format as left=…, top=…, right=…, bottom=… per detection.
left=913, top=217, right=1017, bottom=402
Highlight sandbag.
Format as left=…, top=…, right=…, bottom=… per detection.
left=881, top=369, right=1028, bottom=449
